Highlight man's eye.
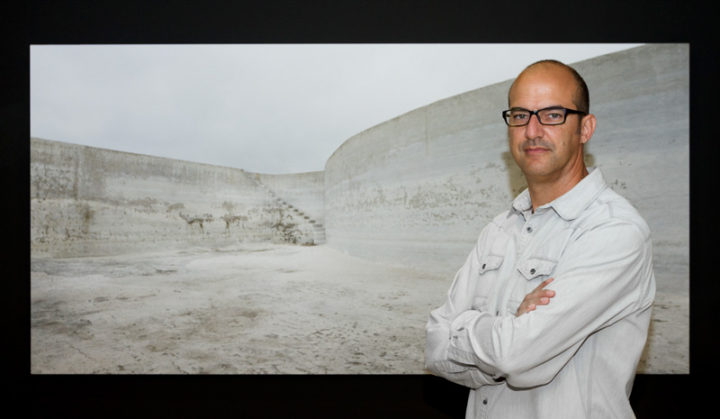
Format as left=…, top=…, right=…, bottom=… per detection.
left=511, top=113, right=528, bottom=120
left=542, top=111, right=563, bottom=121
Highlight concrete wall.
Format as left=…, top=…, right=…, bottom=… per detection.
left=31, top=44, right=689, bottom=296
left=256, top=171, right=325, bottom=227
left=31, top=138, right=325, bottom=257
left=324, top=44, right=689, bottom=296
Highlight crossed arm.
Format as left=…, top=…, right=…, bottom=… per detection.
left=424, top=221, right=653, bottom=389
left=423, top=273, right=557, bottom=389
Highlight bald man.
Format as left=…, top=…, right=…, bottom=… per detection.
left=425, top=60, right=655, bottom=419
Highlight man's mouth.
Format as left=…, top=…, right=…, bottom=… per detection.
left=524, top=146, right=549, bottom=154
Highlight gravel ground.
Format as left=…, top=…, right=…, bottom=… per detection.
left=31, top=244, right=688, bottom=374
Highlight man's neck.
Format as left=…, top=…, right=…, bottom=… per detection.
left=527, top=166, right=589, bottom=211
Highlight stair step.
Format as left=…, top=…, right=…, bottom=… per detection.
left=251, top=173, right=327, bottom=245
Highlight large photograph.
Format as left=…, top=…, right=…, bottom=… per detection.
left=30, top=43, right=688, bottom=376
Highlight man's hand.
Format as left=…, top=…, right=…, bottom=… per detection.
left=515, top=278, right=555, bottom=316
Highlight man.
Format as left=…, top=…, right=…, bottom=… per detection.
left=425, top=60, right=655, bottom=418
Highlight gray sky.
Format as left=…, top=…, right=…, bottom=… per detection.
left=31, top=44, right=642, bottom=174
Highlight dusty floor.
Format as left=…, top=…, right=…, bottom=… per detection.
left=30, top=244, right=688, bottom=374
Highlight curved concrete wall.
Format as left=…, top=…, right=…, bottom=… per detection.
left=31, top=44, right=688, bottom=295
left=324, top=44, right=689, bottom=295
left=31, top=138, right=325, bottom=257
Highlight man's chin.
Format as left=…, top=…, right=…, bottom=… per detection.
left=518, top=163, right=556, bottom=180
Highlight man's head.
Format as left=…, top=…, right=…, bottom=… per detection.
left=505, top=60, right=597, bottom=185
left=509, top=59, right=590, bottom=114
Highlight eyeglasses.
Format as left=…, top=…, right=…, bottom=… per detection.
left=501, top=106, right=586, bottom=126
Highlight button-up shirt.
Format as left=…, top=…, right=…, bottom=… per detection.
left=425, top=168, right=655, bottom=419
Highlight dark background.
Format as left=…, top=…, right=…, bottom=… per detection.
left=6, top=1, right=713, bottom=417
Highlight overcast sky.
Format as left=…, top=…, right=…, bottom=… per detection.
left=31, top=44, right=642, bottom=174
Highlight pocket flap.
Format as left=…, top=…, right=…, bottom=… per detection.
left=478, top=255, right=504, bottom=274
left=517, top=257, right=557, bottom=280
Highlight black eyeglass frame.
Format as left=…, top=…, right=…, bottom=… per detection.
left=501, top=106, right=587, bottom=126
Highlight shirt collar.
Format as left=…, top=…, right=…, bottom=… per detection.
left=511, top=188, right=533, bottom=215
left=511, top=168, right=608, bottom=221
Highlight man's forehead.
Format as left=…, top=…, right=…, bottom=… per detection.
left=509, top=65, right=577, bottom=104
left=514, top=64, right=576, bottom=89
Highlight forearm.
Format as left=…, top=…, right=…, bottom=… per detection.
left=445, top=310, right=579, bottom=387
left=444, top=224, right=654, bottom=388
left=425, top=310, right=498, bottom=388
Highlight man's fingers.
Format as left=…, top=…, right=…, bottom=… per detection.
left=530, top=287, right=555, bottom=300
left=537, top=277, right=554, bottom=289
left=516, top=278, right=556, bottom=316
left=533, top=278, right=555, bottom=298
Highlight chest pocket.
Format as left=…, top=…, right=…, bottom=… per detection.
left=517, top=257, right=558, bottom=281
left=516, top=225, right=572, bottom=282
left=471, top=254, right=505, bottom=311
left=479, top=255, right=504, bottom=275
left=505, top=257, right=559, bottom=315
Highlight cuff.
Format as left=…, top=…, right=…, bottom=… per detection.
left=447, top=310, right=499, bottom=375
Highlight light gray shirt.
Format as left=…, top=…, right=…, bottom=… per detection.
left=425, top=168, right=655, bottom=419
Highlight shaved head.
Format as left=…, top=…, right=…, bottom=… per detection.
left=509, top=60, right=590, bottom=114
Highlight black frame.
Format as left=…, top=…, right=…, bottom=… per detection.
left=502, top=106, right=587, bottom=126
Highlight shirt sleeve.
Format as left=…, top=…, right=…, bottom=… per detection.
left=445, top=219, right=655, bottom=389
left=424, top=224, right=502, bottom=388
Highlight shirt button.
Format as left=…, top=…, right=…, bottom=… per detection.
left=481, top=263, right=486, bottom=270
left=526, top=226, right=533, bottom=233
left=530, top=268, right=536, bottom=275
left=483, top=399, right=488, bottom=405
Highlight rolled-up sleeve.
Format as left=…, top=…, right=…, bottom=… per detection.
left=444, top=220, right=655, bottom=389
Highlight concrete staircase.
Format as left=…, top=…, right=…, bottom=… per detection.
left=247, top=174, right=326, bottom=245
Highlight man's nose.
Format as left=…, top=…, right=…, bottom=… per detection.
left=525, top=112, right=544, bottom=137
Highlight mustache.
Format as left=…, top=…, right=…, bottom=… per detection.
left=522, top=139, right=554, bottom=150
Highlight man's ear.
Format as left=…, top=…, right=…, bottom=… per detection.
left=579, top=114, right=597, bottom=144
